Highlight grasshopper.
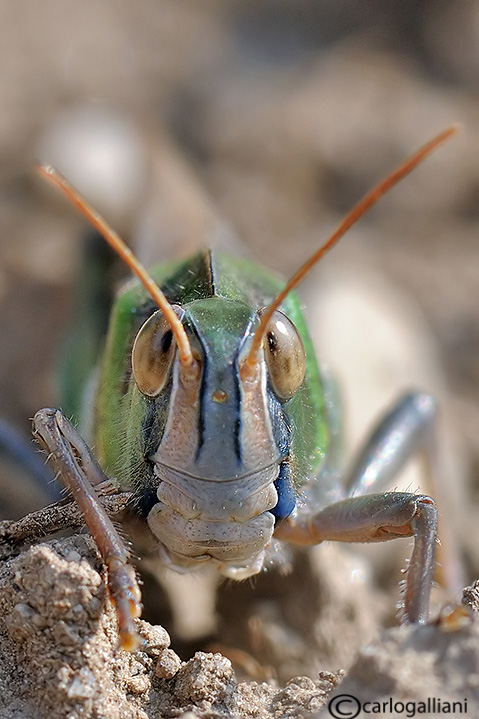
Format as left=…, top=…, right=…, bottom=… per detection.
left=1, top=125, right=458, bottom=651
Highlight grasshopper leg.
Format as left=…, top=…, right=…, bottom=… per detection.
left=32, top=408, right=142, bottom=650
left=275, top=491, right=437, bottom=623
left=344, top=391, right=462, bottom=598
left=344, top=392, right=437, bottom=497
left=275, top=391, right=452, bottom=624
left=0, top=492, right=131, bottom=559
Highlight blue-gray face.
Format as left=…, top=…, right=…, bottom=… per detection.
left=161, top=297, right=280, bottom=481
left=145, top=297, right=279, bottom=575
left=141, top=296, right=297, bottom=574
left=133, top=294, right=297, bottom=519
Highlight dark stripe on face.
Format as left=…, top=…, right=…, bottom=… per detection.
left=233, top=364, right=242, bottom=465
left=195, top=348, right=243, bottom=467
left=195, top=344, right=207, bottom=460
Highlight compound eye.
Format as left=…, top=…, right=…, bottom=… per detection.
left=262, top=309, right=306, bottom=401
left=132, top=307, right=182, bottom=397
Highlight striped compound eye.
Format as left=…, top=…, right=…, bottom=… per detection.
left=132, top=307, right=182, bottom=397
left=261, top=309, right=306, bottom=401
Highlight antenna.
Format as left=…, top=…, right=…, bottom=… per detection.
left=37, top=164, right=195, bottom=369
left=242, top=124, right=460, bottom=378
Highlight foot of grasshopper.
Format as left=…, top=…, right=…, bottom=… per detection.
left=275, top=392, right=441, bottom=624
left=276, top=491, right=437, bottom=624
left=32, top=408, right=143, bottom=651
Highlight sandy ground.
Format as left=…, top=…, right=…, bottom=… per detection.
left=1, top=1, right=479, bottom=717
left=0, top=534, right=478, bottom=718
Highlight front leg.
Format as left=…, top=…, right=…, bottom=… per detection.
left=275, top=390, right=465, bottom=624
left=274, top=491, right=437, bottom=623
left=32, top=408, right=142, bottom=650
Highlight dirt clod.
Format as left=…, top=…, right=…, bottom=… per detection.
left=0, top=536, right=341, bottom=718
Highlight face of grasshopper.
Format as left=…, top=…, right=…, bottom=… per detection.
left=95, top=250, right=329, bottom=578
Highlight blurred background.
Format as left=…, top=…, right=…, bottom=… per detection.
left=0, top=0, right=479, bottom=680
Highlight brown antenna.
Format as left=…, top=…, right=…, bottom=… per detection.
left=37, top=164, right=195, bottom=369
left=241, top=124, right=460, bottom=378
